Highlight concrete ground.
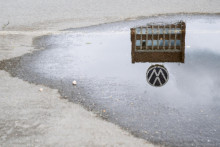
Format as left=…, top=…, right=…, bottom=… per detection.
left=0, top=0, right=220, bottom=146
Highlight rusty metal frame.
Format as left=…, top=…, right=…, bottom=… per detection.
left=131, top=21, right=185, bottom=63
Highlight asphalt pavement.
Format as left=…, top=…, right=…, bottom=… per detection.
left=1, top=14, right=220, bottom=147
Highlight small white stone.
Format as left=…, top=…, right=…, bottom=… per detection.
left=39, top=88, right=43, bottom=92
left=72, top=80, right=77, bottom=85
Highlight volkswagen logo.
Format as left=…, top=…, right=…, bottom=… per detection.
left=146, top=65, right=169, bottom=87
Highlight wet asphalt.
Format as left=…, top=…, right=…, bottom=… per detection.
left=1, top=14, right=220, bottom=147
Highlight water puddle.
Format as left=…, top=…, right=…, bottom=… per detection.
left=1, top=14, right=220, bottom=146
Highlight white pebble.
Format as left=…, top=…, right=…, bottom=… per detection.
left=72, top=80, right=77, bottom=85
left=39, top=88, right=43, bottom=92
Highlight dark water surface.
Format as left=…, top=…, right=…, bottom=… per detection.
left=1, top=14, right=220, bottom=147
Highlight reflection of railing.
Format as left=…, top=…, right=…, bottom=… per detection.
left=131, top=21, right=185, bottom=63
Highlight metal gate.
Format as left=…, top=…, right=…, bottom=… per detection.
left=131, top=21, right=186, bottom=63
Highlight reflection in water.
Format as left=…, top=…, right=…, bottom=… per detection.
left=131, top=21, right=185, bottom=63
left=131, top=21, right=186, bottom=86
left=146, top=65, right=169, bottom=87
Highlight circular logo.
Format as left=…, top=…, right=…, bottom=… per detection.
left=146, top=65, right=169, bottom=87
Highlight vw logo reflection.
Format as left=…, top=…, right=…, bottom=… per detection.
left=146, top=65, right=169, bottom=87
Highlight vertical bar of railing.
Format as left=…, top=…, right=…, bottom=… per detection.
left=157, top=25, right=159, bottom=50
left=174, top=24, right=177, bottom=50
left=135, top=28, right=136, bottom=51
left=180, top=23, right=182, bottom=49
left=168, top=25, right=171, bottom=49
left=152, top=25, right=154, bottom=50
left=140, top=27, right=142, bottom=50
left=146, top=27, right=148, bottom=50
left=163, top=25, right=165, bottom=50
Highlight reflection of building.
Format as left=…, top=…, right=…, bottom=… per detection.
left=131, top=21, right=185, bottom=63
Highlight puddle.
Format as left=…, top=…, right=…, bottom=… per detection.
left=1, top=14, right=220, bottom=146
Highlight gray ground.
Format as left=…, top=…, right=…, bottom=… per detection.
left=1, top=15, right=220, bottom=147
left=0, top=0, right=220, bottom=146
left=1, top=0, right=220, bottom=31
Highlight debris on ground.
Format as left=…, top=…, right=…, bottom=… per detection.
left=72, top=80, right=77, bottom=85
